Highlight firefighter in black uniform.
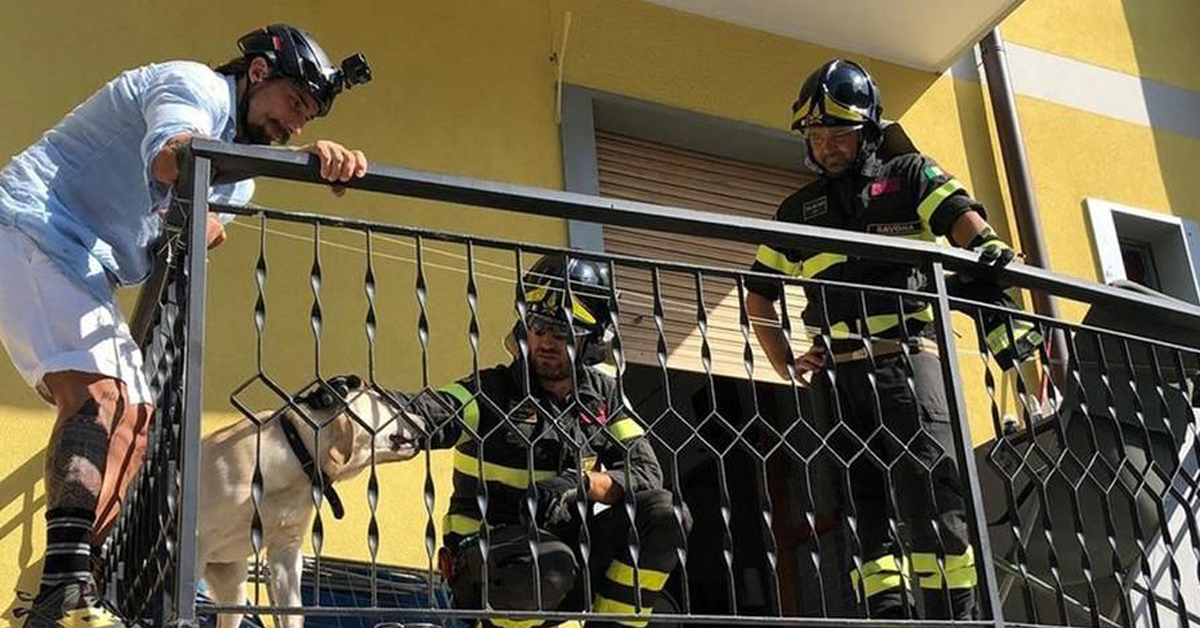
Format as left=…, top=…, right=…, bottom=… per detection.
left=396, top=254, right=689, bottom=628
left=744, top=59, right=1039, bottom=620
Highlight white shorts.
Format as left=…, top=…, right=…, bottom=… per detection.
left=0, top=227, right=152, bottom=406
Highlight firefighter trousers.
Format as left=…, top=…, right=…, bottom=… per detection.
left=448, top=488, right=692, bottom=628
left=814, top=348, right=977, bottom=620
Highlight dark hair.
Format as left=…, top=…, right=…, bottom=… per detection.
left=213, top=55, right=258, bottom=77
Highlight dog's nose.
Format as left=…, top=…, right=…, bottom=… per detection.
left=389, top=431, right=419, bottom=452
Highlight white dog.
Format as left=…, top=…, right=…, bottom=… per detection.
left=197, top=375, right=423, bottom=628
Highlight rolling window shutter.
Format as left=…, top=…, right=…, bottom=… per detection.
left=596, top=131, right=815, bottom=382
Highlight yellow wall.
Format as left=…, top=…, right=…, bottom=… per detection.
left=1015, top=96, right=1200, bottom=290
left=4, top=0, right=1193, bottom=622
left=1004, top=0, right=1200, bottom=93
left=0, top=0, right=573, bottom=616
left=1001, top=0, right=1200, bottom=325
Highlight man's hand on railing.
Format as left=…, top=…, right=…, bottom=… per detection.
left=299, top=140, right=368, bottom=196
left=970, top=231, right=1017, bottom=269
left=205, top=214, right=227, bottom=250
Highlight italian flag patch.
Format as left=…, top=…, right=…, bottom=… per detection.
left=924, top=166, right=945, bottom=180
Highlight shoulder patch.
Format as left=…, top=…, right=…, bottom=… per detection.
left=802, top=196, right=828, bottom=220
left=923, top=165, right=945, bottom=180
left=869, top=177, right=904, bottom=197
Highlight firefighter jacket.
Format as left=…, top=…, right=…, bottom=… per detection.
left=746, top=152, right=980, bottom=351
left=397, top=359, right=663, bottom=548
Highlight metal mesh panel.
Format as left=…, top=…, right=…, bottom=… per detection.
left=102, top=142, right=1200, bottom=628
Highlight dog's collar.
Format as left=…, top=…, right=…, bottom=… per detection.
left=279, top=413, right=346, bottom=520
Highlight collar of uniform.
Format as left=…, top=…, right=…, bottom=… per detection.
left=504, top=359, right=603, bottom=403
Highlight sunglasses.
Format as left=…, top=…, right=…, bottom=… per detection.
left=527, top=313, right=586, bottom=341
left=798, top=124, right=863, bottom=144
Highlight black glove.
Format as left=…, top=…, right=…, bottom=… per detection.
left=969, top=229, right=1016, bottom=269
left=525, top=472, right=589, bottom=528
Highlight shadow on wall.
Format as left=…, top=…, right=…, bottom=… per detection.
left=0, top=450, right=50, bottom=622
left=1120, top=0, right=1200, bottom=223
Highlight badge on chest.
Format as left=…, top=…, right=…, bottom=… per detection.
left=802, top=196, right=828, bottom=220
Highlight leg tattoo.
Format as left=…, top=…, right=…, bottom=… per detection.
left=45, top=399, right=109, bottom=514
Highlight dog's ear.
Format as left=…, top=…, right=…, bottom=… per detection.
left=324, top=413, right=359, bottom=480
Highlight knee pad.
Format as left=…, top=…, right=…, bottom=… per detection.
left=487, top=528, right=578, bottom=609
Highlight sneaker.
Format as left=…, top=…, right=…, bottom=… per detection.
left=14, top=578, right=126, bottom=628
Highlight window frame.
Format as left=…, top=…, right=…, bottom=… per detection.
left=1086, top=197, right=1200, bottom=304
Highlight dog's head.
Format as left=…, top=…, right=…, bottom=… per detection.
left=295, top=375, right=425, bottom=481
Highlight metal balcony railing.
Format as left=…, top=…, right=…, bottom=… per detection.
left=99, top=139, right=1200, bottom=628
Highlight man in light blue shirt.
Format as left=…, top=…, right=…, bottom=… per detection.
left=2, top=24, right=371, bottom=628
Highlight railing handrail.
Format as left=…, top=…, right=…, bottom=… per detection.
left=190, top=137, right=1200, bottom=335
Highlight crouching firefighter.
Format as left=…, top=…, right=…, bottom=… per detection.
left=392, top=253, right=691, bottom=628
left=745, top=59, right=1040, bottom=620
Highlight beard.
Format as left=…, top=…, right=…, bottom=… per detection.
left=234, top=81, right=289, bottom=146
left=238, top=120, right=276, bottom=145
left=533, top=351, right=573, bottom=382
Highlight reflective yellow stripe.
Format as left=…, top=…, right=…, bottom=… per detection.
left=830, top=304, right=935, bottom=339
left=912, top=548, right=978, bottom=590
left=912, top=548, right=975, bottom=572
left=594, top=595, right=650, bottom=627
left=454, top=450, right=557, bottom=489
left=916, top=179, right=965, bottom=224
left=985, top=319, right=1042, bottom=355
left=606, top=417, right=645, bottom=442
left=442, top=512, right=482, bottom=536
left=490, top=618, right=545, bottom=628
left=525, top=285, right=548, bottom=304
left=802, top=252, right=847, bottom=278
left=823, top=93, right=865, bottom=122
left=850, top=555, right=910, bottom=600
left=571, top=296, right=598, bottom=325
left=755, top=245, right=801, bottom=277
left=605, top=560, right=671, bottom=591
left=439, top=383, right=479, bottom=432
left=525, top=286, right=598, bottom=325
left=791, top=99, right=815, bottom=129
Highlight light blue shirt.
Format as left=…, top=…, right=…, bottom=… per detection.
left=0, top=61, right=254, bottom=300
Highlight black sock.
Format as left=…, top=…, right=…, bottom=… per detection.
left=41, top=507, right=95, bottom=592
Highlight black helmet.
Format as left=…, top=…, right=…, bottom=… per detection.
left=521, top=254, right=615, bottom=365
left=791, top=59, right=882, bottom=134
left=237, top=24, right=372, bottom=117
left=790, top=59, right=883, bottom=175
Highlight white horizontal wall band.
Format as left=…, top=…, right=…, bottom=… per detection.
left=950, top=42, right=1200, bottom=140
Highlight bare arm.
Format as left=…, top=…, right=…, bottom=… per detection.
left=948, top=210, right=991, bottom=249
left=148, top=133, right=230, bottom=249
left=747, top=290, right=793, bottom=380
left=149, top=133, right=194, bottom=187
